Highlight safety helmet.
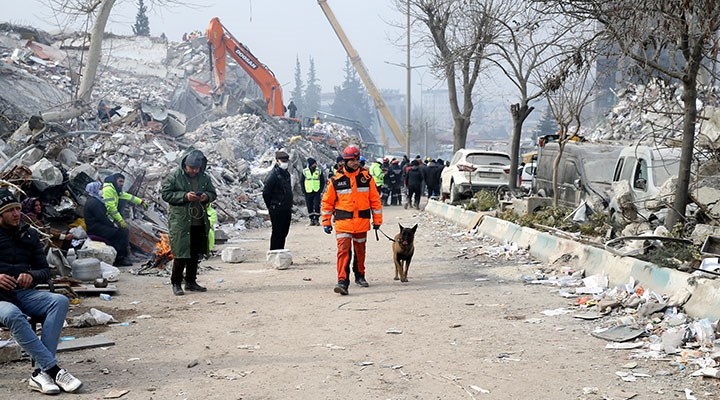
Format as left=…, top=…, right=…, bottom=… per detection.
left=383, top=158, right=389, bottom=163
left=359, top=156, right=366, bottom=163
left=342, top=145, right=361, bottom=160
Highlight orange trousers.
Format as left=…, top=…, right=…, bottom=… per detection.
left=336, top=232, right=367, bottom=281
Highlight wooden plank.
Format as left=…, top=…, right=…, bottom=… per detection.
left=58, top=335, right=115, bottom=352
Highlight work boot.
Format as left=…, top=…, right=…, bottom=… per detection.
left=185, top=281, right=207, bottom=292
left=172, top=284, right=184, bottom=296
left=404, top=202, right=409, bottom=209
left=355, top=275, right=369, bottom=287
left=333, top=280, right=349, bottom=295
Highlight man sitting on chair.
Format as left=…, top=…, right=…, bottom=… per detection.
left=0, top=188, right=83, bottom=394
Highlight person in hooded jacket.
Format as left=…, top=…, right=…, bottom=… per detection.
left=84, top=182, right=132, bottom=266
left=262, top=151, right=294, bottom=250
left=161, top=150, right=217, bottom=296
left=101, top=173, right=148, bottom=230
left=404, top=159, right=424, bottom=209
left=300, top=157, right=325, bottom=226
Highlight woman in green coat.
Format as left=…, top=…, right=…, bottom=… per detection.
left=161, top=149, right=217, bottom=296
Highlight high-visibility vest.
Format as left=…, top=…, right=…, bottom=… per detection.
left=303, top=168, right=321, bottom=193
left=369, top=162, right=384, bottom=186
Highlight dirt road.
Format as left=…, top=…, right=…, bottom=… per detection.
left=1, top=204, right=716, bottom=399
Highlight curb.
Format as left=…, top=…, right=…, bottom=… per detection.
left=424, top=199, right=719, bottom=321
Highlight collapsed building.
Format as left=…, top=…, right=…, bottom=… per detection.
left=0, top=24, right=367, bottom=259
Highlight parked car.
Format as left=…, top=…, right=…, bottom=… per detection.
left=534, top=142, right=623, bottom=208
left=608, top=145, right=681, bottom=221
left=519, top=160, right=536, bottom=191
left=440, top=149, right=511, bottom=203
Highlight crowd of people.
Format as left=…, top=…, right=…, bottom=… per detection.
left=0, top=144, right=451, bottom=395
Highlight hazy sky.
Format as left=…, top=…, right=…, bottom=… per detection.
left=4, top=0, right=439, bottom=100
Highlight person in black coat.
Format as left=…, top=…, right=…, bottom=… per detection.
left=262, top=151, right=294, bottom=250
left=83, top=182, right=131, bottom=266
left=404, top=159, right=424, bottom=209
left=424, top=160, right=442, bottom=199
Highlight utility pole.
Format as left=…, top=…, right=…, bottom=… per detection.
left=405, top=0, right=411, bottom=157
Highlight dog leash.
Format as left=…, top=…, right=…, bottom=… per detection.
left=375, top=227, right=396, bottom=242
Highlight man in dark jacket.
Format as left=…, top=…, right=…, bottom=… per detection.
left=84, top=182, right=132, bottom=266
left=300, top=157, right=325, bottom=226
left=161, top=149, right=217, bottom=296
left=404, top=159, right=424, bottom=209
left=424, top=159, right=442, bottom=199
left=263, top=150, right=293, bottom=250
left=0, top=188, right=83, bottom=394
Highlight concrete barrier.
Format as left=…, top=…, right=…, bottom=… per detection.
left=424, top=199, right=720, bottom=321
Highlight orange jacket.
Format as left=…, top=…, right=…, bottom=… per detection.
left=321, top=167, right=383, bottom=233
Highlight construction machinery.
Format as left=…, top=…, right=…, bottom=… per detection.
left=206, top=17, right=285, bottom=117
left=317, top=0, right=406, bottom=151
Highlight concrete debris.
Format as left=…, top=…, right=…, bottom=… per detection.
left=0, top=23, right=377, bottom=264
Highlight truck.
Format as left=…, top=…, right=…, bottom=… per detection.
left=206, top=17, right=285, bottom=117
left=317, top=0, right=406, bottom=152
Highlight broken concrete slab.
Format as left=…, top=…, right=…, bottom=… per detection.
left=57, top=334, right=115, bottom=352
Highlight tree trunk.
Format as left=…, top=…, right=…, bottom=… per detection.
left=509, top=103, right=533, bottom=190
left=666, top=75, right=698, bottom=228
left=9, top=0, right=116, bottom=146
left=551, top=140, right=565, bottom=208
left=452, top=115, right=470, bottom=153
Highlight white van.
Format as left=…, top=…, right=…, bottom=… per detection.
left=608, top=145, right=681, bottom=220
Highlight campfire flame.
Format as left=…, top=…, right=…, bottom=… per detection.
left=137, top=233, right=174, bottom=274
left=156, top=233, right=173, bottom=260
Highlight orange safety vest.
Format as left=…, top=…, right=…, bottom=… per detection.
left=321, top=167, right=383, bottom=233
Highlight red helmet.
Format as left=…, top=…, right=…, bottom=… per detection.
left=342, top=145, right=361, bottom=160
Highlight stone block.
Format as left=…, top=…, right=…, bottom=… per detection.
left=266, top=249, right=292, bottom=270
left=511, top=197, right=553, bottom=215
left=221, top=247, right=247, bottom=263
left=0, top=342, right=22, bottom=363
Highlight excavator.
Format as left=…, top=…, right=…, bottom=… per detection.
left=317, top=0, right=407, bottom=152
left=206, top=17, right=285, bottom=117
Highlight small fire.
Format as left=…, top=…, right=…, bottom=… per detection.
left=155, top=233, right=173, bottom=260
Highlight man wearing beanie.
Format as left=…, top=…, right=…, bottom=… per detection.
left=262, top=150, right=294, bottom=250
left=300, top=157, right=326, bottom=226
left=0, top=188, right=83, bottom=394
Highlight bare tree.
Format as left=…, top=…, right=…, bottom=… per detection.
left=395, top=0, right=508, bottom=153
left=541, top=52, right=598, bottom=207
left=540, top=0, right=720, bottom=228
left=485, top=1, right=580, bottom=190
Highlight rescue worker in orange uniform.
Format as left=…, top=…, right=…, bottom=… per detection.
left=321, top=145, right=383, bottom=295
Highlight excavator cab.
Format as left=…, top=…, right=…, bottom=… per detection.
left=205, top=17, right=286, bottom=118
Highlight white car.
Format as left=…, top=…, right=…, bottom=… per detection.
left=440, top=149, right=512, bottom=203
left=519, top=161, right=536, bottom=191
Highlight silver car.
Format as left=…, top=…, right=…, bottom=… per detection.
left=440, top=149, right=511, bottom=203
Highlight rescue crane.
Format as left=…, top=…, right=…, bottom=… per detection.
left=206, top=17, right=285, bottom=116
left=317, top=0, right=406, bottom=151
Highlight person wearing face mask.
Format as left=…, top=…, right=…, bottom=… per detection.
left=161, top=149, right=217, bottom=296
left=300, top=157, right=326, bottom=226
left=321, top=145, right=383, bottom=295
left=262, top=150, right=294, bottom=250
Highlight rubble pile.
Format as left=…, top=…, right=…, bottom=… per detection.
left=588, top=80, right=720, bottom=148
left=526, top=253, right=720, bottom=383
left=0, top=23, right=374, bottom=256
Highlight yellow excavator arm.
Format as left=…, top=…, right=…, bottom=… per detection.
left=317, top=0, right=406, bottom=151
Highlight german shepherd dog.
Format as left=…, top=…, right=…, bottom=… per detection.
left=393, top=223, right=418, bottom=282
